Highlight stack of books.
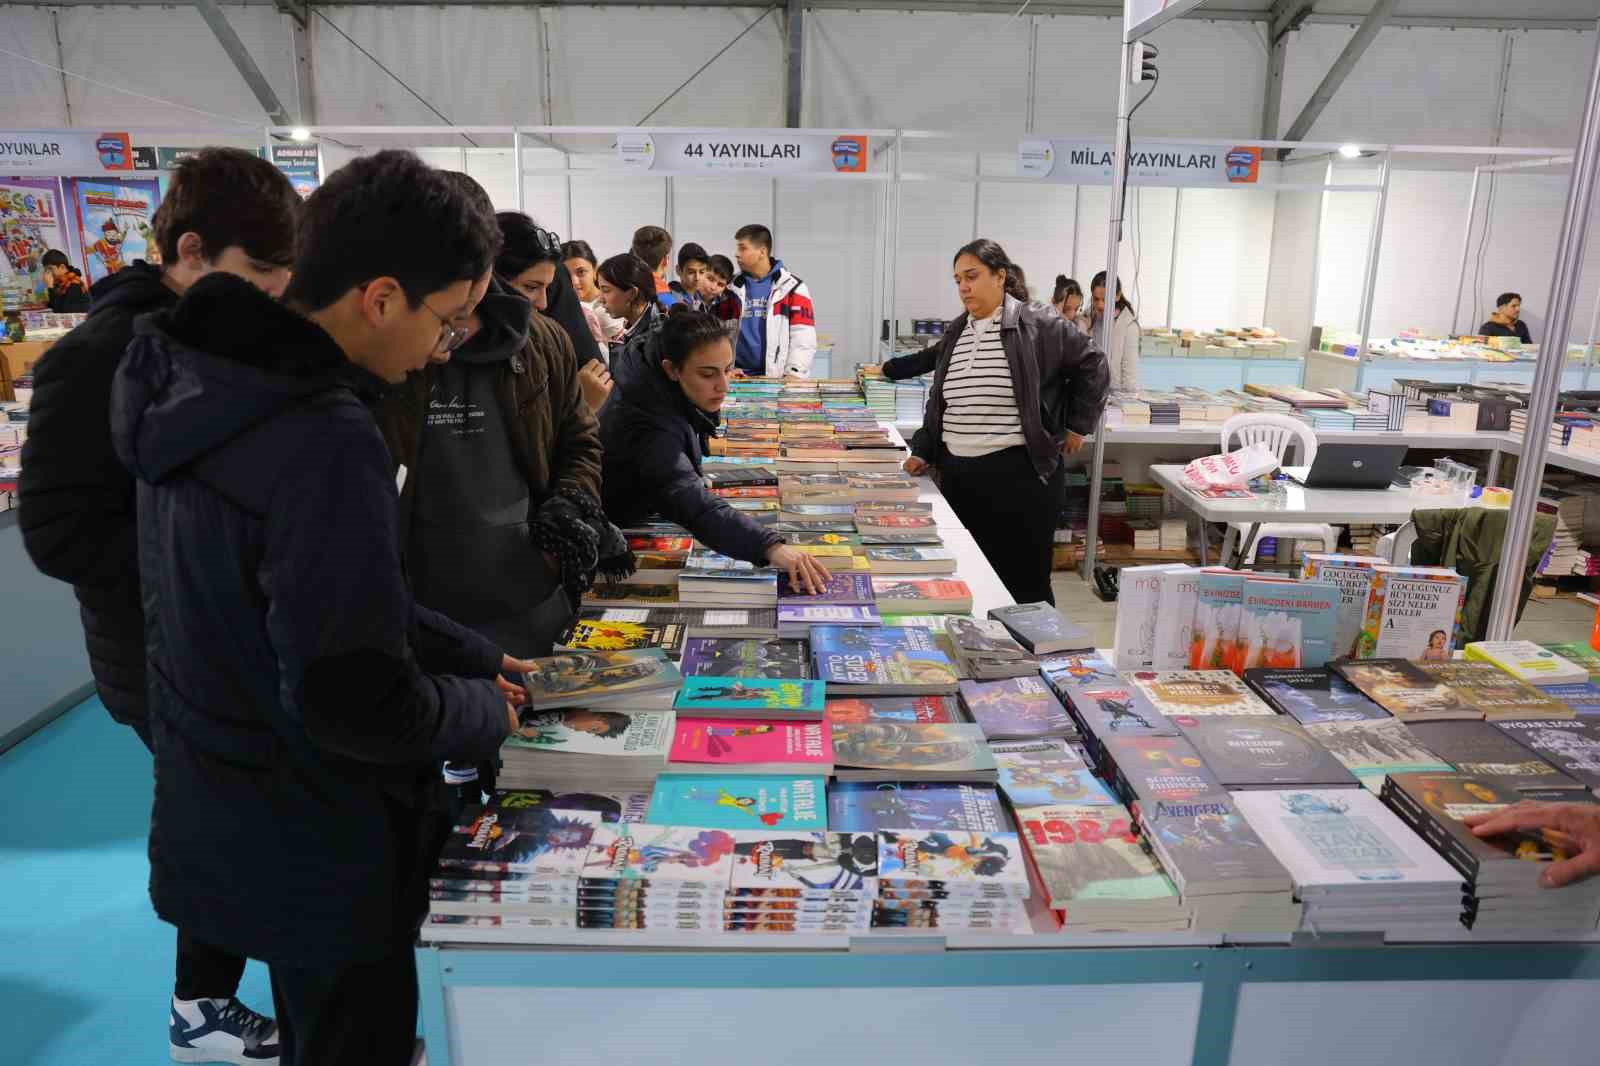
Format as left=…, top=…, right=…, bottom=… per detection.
left=1013, top=799, right=1188, bottom=932
left=944, top=617, right=1038, bottom=680
left=425, top=805, right=605, bottom=933
left=1466, top=640, right=1592, bottom=686
left=863, top=546, right=957, bottom=574
left=500, top=708, right=674, bottom=791
left=1232, top=789, right=1465, bottom=933
left=576, top=823, right=741, bottom=930
left=680, top=636, right=812, bottom=679
left=1406, top=719, right=1581, bottom=791
left=1383, top=773, right=1600, bottom=933
left=870, top=577, right=973, bottom=614
left=678, top=566, right=779, bottom=608
left=560, top=606, right=779, bottom=657
left=810, top=625, right=960, bottom=696
left=873, top=829, right=1032, bottom=932
left=959, top=676, right=1076, bottom=742
left=831, top=721, right=997, bottom=782
left=666, top=716, right=835, bottom=775
left=724, top=830, right=878, bottom=933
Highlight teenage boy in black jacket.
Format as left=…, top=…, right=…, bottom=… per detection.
left=20, top=147, right=299, bottom=1064
left=110, top=150, right=528, bottom=1066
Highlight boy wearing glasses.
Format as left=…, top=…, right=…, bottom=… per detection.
left=110, top=151, right=531, bottom=1065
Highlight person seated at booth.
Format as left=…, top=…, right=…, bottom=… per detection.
left=600, top=306, right=831, bottom=591
left=40, top=249, right=91, bottom=313
left=1480, top=291, right=1533, bottom=344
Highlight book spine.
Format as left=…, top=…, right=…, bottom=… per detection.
left=1380, top=780, right=1481, bottom=884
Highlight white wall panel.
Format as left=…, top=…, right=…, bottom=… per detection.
left=1170, top=187, right=1270, bottom=330
left=1263, top=185, right=1323, bottom=347
left=777, top=180, right=880, bottom=366
left=807, top=11, right=1028, bottom=136
left=56, top=5, right=292, bottom=128
left=1314, top=163, right=1382, bottom=335
left=895, top=180, right=975, bottom=323
left=1077, top=185, right=1178, bottom=322
left=568, top=172, right=666, bottom=268
left=546, top=7, right=781, bottom=127
left=671, top=177, right=774, bottom=265
left=0, top=7, right=70, bottom=128
left=976, top=181, right=1078, bottom=308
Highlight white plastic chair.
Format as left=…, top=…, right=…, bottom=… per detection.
left=1217, top=413, right=1339, bottom=567
left=1377, top=521, right=1417, bottom=565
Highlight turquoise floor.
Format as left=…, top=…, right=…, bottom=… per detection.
left=0, top=699, right=274, bottom=1066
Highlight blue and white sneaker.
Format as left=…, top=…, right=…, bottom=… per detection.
left=170, top=996, right=280, bottom=1064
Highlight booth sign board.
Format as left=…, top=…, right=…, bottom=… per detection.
left=1018, top=138, right=1264, bottom=188
left=1125, top=0, right=1212, bottom=41
left=0, top=131, right=136, bottom=176
left=617, top=132, right=870, bottom=176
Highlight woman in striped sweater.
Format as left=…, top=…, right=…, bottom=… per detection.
left=905, top=239, right=1109, bottom=606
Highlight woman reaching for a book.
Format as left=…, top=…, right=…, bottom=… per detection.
left=903, top=239, right=1109, bottom=606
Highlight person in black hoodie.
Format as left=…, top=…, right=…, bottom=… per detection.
left=600, top=307, right=831, bottom=590
left=40, top=249, right=91, bottom=312
left=110, top=150, right=530, bottom=1066
left=20, top=147, right=299, bottom=1064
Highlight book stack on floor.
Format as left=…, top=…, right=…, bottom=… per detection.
left=724, top=830, right=878, bottom=933
left=873, top=828, right=1032, bottom=931
left=425, top=805, right=605, bottom=933
left=1383, top=772, right=1600, bottom=933
left=945, top=617, right=1039, bottom=680
left=1231, top=789, right=1465, bottom=933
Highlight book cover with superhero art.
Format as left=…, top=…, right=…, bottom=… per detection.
left=876, top=830, right=1029, bottom=894
left=518, top=649, right=681, bottom=707
left=437, top=807, right=603, bottom=873
left=991, top=740, right=1118, bottom=808
left=730, top=830, right=879, bottom=892
left=680, top=637, right=812, bottom=679
left=579, top=824, right=739, bottom=886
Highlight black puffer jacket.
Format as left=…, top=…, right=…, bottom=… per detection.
left=111, top=274, right=511, bottom=965
left=19, top=262, right=175, bottom=739
left=599, top=329, right=780, bottom=566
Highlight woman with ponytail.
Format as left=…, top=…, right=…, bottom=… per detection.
left=598, top=253, right=664, bottom=361
left=1053, top=275, right=1089, bottom=333
left=600, top=306, right=833, bottom=592
left=904, top=238, right=1109, bottom=605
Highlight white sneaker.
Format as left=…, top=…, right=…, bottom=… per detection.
left=169, top=996, right=280, bottom=1064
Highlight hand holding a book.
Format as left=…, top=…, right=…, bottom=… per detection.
left=766, top=544, right=833, bottom=595
left=498, top=655, right=538, bottom=733
left=1465, top=802, right=1600, bottom=888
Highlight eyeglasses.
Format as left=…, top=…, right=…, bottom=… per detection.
left=421, top=299, right=470, bottom=352
left=532, top=224, right=561, bottom=257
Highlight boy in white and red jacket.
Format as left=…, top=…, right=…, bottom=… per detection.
left=729, top=223, right=817, bottom=378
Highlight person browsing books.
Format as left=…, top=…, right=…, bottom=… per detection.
left=904, top=239, right=1109, bottom=606
left=21, top=147, right=300, bottom=1064
left=631, top=224, right=686, bottom=311
left=561, top=238, right=625, bottom=349
left=1464, top=802, right=1600, bottom=887
left=1053, top=275, right=1089, bottom=333
left=598, top=252, right=664, bottom=361
left=110, top=151, right=541, bottom=1066
left=600, top=307, right=832, bottom=592
left=1480, top=291, right=1534, bottom=344
left=670, top=242, right=710, bottom=309
left=1090, top=269, right=1140, bottom=390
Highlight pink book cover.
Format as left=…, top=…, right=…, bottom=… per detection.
left=668, top=718, right=834, bottom=767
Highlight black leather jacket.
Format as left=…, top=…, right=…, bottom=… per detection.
left=909, top=296, right=1109, bottom=479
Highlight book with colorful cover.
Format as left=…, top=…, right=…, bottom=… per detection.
left=437, top=806, right=604, bottom=873
left=1354, top=565, right=1466, bottom=660
left=859, top=529, right=945, bottom=545
left=679, top=637, right=811, bottom=679
left=684, top=547, right=765, bottom=573
left=863, top=547, right=957, bottom=573
left=626, top=535, right=694, bottom=555
left=504, top=708, right=674, bottom=757
left=518, top=649, right=683, bottom=708
left=855, top=514, right=937, bottom=532
left=490, top=788, right=651, bottom=824
left=579, top=823, right=740, bottom=885
left=823, top=696, right=961, bottom=724
left=1065, top=687, right=1177, bottom=741
left=1406, top=720, right=1580, bottom=792
left=673, top=677, right=826, bottom=717
left=1102, top=734, right=1229, bottom=811
left=826, top=781, right=1009, bottom=833
left=810, top=625, right=960, bottom=694
left=1412, top=661, right=1575, bottom=720
left=958, top=676, right=1074, bottom=741
left=730, top=831, right=879, bottom=893
left=1243, top=668, right=1391, bottom=725
left=781, top=531, right=864, bottom=548
left=582, top=582, right=680, bottom=608
left=1189, top=569, right=1246, bottom=671
left=830, top=721, right=997, bottom=779
left=1237, top=577, right=1340, bottom=670
left=668, top=717, right=833, bottom=772
left=561, top=609, right=694, bottom=656
left=869, top=578, right=973, bottom=613
left=645, top=774, right=827, bottom=831
left=1301, top=718, right=1453, bottom=792
left=1014, top=803, right=1182, bottom=915
left=778, top=604, right=881, bottom=630
left=776, top=571, right=875, bottom=606
left=1300, top=553, right=1386, bottom=660
left=1039, top=655, right=1120, bottom=694
left=877, top=829, right=1029, bottom=896
left=1540, top=643, right=1600, bottom=684
left=1463, top=640, right=1589, bottom=686
left=1333, top=659, right=1481, bottom=721
left=991, top=739, right=1118, bottom=808
left=1126, top=670, right=1276, bottom=717
left=1540, top=682, right=1600, bottom=716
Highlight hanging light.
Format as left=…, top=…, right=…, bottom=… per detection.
left=289, top=127, right=311, bottom=142
left=1338, top=143, right=1362, bottom=159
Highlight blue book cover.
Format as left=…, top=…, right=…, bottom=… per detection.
left=826, top=781, right=1008, bottom=833
left=1539, top=682, right=1600, bottom=716
left=810, top=625, right=958, bottom=691
left=673, top=676, right=826, bottom=714
left=646, top=773, right=827, bottom=831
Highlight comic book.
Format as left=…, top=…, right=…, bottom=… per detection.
left=436, top=806, right=603, bottom=874
left=876, top=830, right=1030, bottom=897
left=645, top=774, right=827, bottom=832
left=810, top=625, right=960, bottom=695
left=826, top=781, right=1008, bottom=833
left=673, top=676, right=825, bottom=718
left=830, top=721, right=996, bottom=781
left=730, top=831, right=879, bottom=894
left=578, top=824, right=740, bottom=887
left=503, top=709, right=674, bottom=758
left=667, top=717, right=833, bottom=773
left=560, top=609, right=693, bottom=656
left=490, top=788, right=651, bottom=824
left=679, top=637, right=812, bottom=679
left=991, top=739, right=1118, bottom=808
left=958, top=676, right=1075, bottom=741
left=776, top=571, right=876, bottom=606
left=822, top=696, right=961, bottom=724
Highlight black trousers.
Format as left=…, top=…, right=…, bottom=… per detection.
left=175, top=930, right=248, bottom=1001
left=938, top=445, right=1064, bottom=607
left=269, top=946, right=418, bottom=1066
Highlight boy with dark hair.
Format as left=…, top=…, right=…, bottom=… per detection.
left=669, top=242, right=709, bottom=308
left=109, top=150, right=533, bottom=1065
left=21, top=145, right=301, bottom=1065
left=701, top=254, right=742, bottom=324
left=1480, top=291, right=1533, bottom=344
left=731, top=223, right=817, bottom=377
left=630, top=224, right=684, bottom=309
left=39, top=249, right=90, bottom=312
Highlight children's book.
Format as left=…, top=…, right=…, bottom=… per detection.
left=672, top=676, right=826, bottom=718
left=667, top=717, right=833, bottom=773
left=645, top=774, right=827, bottom=831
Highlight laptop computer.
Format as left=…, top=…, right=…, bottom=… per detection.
left=1283, top=443, right=1408, bottom=490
